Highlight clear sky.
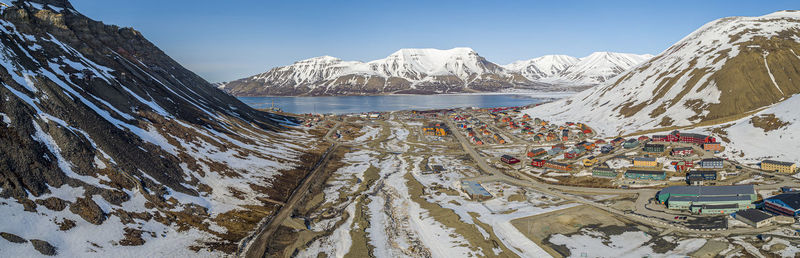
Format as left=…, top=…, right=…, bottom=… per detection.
left=70, top=0, right=797, bottom=83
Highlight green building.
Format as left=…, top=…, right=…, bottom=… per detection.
left=642, top=143, right=665, bottom=153
left=624, top=170, right=666, bottom=180
left=657, top=185, right=756, bottom=214
left=623, top=139, right=640, bottom=149
left=592, top=167, right=617, bottom=178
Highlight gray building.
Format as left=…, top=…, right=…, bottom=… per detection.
left=699, top=158, right=724, bottom=169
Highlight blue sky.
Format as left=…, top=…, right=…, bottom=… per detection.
left=71, top=0, right=797, bottom=82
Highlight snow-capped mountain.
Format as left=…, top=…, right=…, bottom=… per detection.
left=503, top=52, right=653, bottom=85
left=523, top=10, right=800, bottom=141
left=0, top=0, right=317, bottom=256
left=223, top=48, right=534, bottom=96
left=222, top=48, right=652, bottom=96
left=502, top=55, right=580, bottom=81
left=558, top=52, right=654, bottom=84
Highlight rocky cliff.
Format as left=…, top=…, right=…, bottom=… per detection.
left=0, top=0, right=321, bottom=256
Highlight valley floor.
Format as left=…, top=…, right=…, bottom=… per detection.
left=252, top=110, right=800, bottom=258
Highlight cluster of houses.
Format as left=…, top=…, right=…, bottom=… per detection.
left=422, top=123, right=449, bottom=136
left=509, top=116, right=592, bottom=143
left=453, top=114, right=508, bottom=145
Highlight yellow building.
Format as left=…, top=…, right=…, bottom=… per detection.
left=583, top=156, right=598, bottom=167
left=633, top=157, right=657, bottom=167
left=422, top=124, right=448, bottom=136
left=761, top=160, right=796, bottom=173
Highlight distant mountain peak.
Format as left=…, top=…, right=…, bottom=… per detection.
left=503, top=52, right=652, bottom=84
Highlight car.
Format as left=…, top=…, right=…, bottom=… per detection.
left=674, top=216, right=680, bottom=219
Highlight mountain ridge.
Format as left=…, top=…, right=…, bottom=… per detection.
left=220, top=48, right=652, bottom=96
left=0, top=0, right=322, bottom=255
left=522, top=10, right=800, bottom=161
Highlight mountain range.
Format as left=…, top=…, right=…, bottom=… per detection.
left=219, top=49, right=653, bottom=96
left=523, top=10, right=800, bottom=163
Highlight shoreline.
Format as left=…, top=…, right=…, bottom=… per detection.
left=234, top=90, right=581, bottom=99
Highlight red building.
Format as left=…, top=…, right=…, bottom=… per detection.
left=670, top=147, right=694, bottom=156
left=653, top=131, right=715, bottom=145
left=670, top=160, right=694, bottom=172
left=530, top=159, right=546, bottom=167
left=501, top=155, right=520, bottom=164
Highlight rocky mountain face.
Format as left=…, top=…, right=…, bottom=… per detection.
left=503, top=52, right=653, bottom=85
left=0, top=0, right=321, bottom=256
left=523, top=11, right=800, bottom=138
left=221, top=48, right=652, bottom=96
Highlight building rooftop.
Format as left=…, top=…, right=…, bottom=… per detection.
left=763, top=160, right=795, bottom=167
left=692, top=203, right=739, bottom=210
left=736, top=209, right=773, bottom=223
left=687, top=170, right=717, bottom=176
left=701, top=158, right=724, bottom=162
left=626, top=170, right=665, bottom=175
left=670, top=195, right=752, bottom=203
left=673, top=147, right=693, bottom=151
left=766, top=193, right=800, bottom=210
left=593, top=167, right=614, bottom=172
left=546, top=160, right=569, bottom=167
left=634, top=157, right=656, bottom=162
left=681, top=132, right=709, bottom=139
left=659, top=185, right=755, bottom=197
left=462, top=181, right=491, bottom=197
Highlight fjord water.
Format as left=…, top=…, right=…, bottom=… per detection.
left=238, top=94, right=548, bottom=114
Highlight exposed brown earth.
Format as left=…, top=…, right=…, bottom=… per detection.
left=749, top=113, right=790, bottom=132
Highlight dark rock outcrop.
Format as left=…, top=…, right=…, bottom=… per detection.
left=1, top=232, right=27, bottom=243
left=30, top=239, right=57, bottom=256
left=69, top=197, right=106, bottom=225
left=35, top=197, right=69, bottom=211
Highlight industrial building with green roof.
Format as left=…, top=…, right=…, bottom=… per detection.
left=657, top=185, right=756, bottom=214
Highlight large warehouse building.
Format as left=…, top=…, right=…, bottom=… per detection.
left=657, top=185, right=756, bottom=214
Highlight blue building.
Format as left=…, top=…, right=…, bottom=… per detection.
left=764, top=193, right=800, bottom=217
left=461, top=181, right=492, bottom=201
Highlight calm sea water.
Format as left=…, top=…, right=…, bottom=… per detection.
left=238, top=94, right=549, bottom=114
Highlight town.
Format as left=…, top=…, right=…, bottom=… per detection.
left=289, top=104, right=800, bottom=257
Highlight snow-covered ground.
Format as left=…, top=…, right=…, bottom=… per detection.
left=713, top=93, right=800, bottom=165
left=549, top=228, right=706, bottom=257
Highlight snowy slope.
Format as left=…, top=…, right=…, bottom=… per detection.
left=557, top=52, right=654, bottom=84
left=523, top=10, right=800, bottom=137
left=503, top=55, right=580, bottom=81
left=0, top=1, right=315, bottom=256
left=711, top=93, right=800, bottom=164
